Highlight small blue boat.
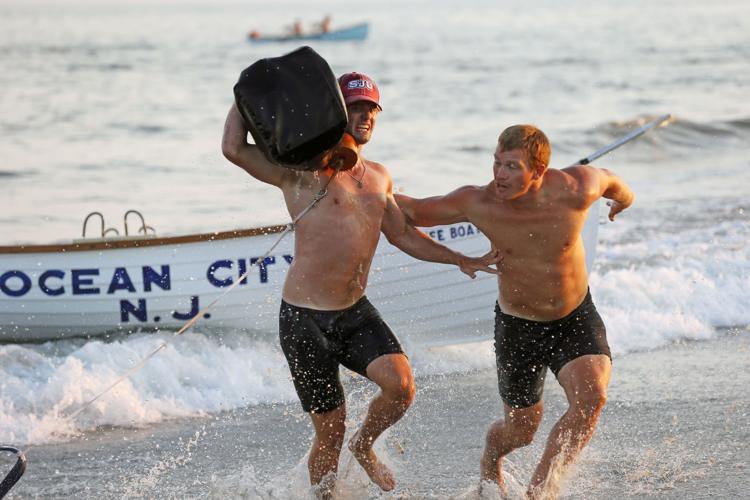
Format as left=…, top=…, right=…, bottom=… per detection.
left=248, top=22, right=368, bottom=43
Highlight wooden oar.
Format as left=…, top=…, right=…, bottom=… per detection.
left=570, top=114, right=671, bottom=167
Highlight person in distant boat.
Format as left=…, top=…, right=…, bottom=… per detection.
left=222, top=72, right=500, bottom=497
left=289, top=19, right=303, bottom=36
left=317, top=15, right=332, bottom=33
left=396, top=125, right=634, bottom=499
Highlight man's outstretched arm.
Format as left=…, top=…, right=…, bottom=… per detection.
left=221, top=103, right=289, bottom=187
left=384, top=186, right=498, bottom=279
left=394, top=186, right=476, bottom=227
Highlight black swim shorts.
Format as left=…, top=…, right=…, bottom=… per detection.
left=279, top=296, right=405, bottom=414
left=494, top=289, right=611, bottom=409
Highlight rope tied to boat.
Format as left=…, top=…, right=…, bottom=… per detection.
left=287, top=186, right=329, bottom=232
left=2, top=167, right=340, bottom=496
left=64, top=169, right=339, bottom=423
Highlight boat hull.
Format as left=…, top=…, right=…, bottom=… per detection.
left=0, top=216, right=598, bottom=345
left=248, top=23, right=369, bottom=43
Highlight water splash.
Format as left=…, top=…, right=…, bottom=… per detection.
left=122, top=428, right=206, bottom=497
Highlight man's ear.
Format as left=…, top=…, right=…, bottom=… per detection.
left=532, top=160, right=546, bottom=180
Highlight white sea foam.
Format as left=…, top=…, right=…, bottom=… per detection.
left=592, top=202, right=749, bottom=355
left=0, top=332, right=297, bottom=444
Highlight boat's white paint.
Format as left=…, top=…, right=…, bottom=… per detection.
left=0, top=215, right=599, bottom=344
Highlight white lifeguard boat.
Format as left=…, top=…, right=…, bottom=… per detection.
left=0, top=209, right=599, bottom=345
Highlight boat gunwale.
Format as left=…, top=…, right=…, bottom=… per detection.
left=0, top=224, right=288, bottom=255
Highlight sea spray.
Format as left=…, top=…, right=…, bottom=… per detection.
left=207, top=375, right=399, bottom=498
left=122, top=427, right=206, bottom=497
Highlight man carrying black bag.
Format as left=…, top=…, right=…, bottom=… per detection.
left=223, top=51, right=499, bottom=496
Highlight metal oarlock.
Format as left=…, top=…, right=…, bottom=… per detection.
left=0, top=446, right=26, bottom=499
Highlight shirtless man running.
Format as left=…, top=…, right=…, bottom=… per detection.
left=222, top=72, right=499, bottom=496
left=396, top=125, right=634, bottom=498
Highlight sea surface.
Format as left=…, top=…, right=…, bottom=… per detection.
left=1, top=0, right=749, bottom=498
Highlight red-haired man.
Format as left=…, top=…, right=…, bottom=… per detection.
left=397, top=124, right=634, bottom=498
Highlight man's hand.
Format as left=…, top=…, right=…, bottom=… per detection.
left=457, top=248, right=502, bottom=279
left=606, top=200, right=628, bottom=221
left=597, top=167, right=634, bottom=221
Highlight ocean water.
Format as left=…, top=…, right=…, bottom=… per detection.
left=1, top=0, right=749, bottom=498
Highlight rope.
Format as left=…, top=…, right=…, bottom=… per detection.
left=63, top=171, right=337, bottom=423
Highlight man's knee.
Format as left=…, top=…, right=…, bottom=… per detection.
left=368, top=354, right=415, bottom=405
left=487, top=418, right=538, bottom=449
left=558, top=354, right=611, bottom=421
left=572, top=390, right=607, bottom=420
left=383, top=372, right=416, bottom=407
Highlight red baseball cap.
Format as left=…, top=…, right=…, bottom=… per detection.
left=338, top=72, right=382, bottom=111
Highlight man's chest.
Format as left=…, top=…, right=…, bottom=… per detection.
left=286, top=180, right=388, bottom=225
left=471, top=204, right=585, bottom=256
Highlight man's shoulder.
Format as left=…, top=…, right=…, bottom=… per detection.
left=557, top=165, right=599, bottom=183
left=459, top=184, right=487, bottom=194
left=547, top=166, right=598, bottom=190
left=363, top=158, right=388, bottom=174
left=361, top=159, right=393, bottom=190
left=452, top=184, right=490, bottom=201
left=547, top=166, right=600, bottom=206
left=434, top=184, right=491, bottom=213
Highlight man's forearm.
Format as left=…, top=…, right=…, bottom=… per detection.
left=220, top=104, right=286, bottom=186
left=388, top=225, right=460, bottom=266
left=604, top=184, right=634, bottom=207
left=394, top=194, right=465, bottom=227
left=602, top=175, right=634, bottom=207
left=222, top=104, right=249, bottom=160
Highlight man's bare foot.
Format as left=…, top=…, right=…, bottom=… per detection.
left=480, top=447, right=507, bottom=495
left=312, top=472, right=336, bottom=500
left=525, top=483, right=545, bottom=500
left=347, top=429, right=396, bottom=491
left=478, top=480, right=509, bottom=499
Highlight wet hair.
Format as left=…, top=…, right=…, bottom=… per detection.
left=498, top=125, right=551, bottom=169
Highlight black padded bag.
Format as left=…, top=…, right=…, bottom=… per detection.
left=233, top=46, right=347, bottom=170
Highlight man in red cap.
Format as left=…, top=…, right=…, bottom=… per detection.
left=222, top=73, right=499, bottom=496
left=338, top=72, right=382, bottom=110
